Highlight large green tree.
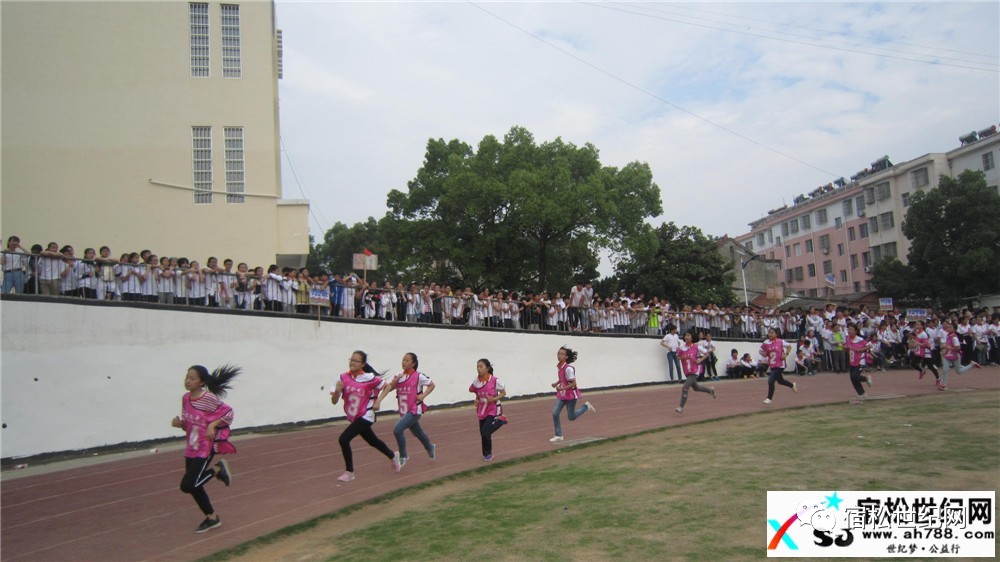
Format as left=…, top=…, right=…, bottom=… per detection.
left=381, top=126, right=662, bottom=291
left=615, top=222, right=736, bottom=306
left=872, top=169, right=1000, bottom=306
left=310, top=218, right=383, bottom=277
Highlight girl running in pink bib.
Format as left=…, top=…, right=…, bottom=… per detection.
left=761, top=328, right=796, bottom=404
left=845, top=324, right=873, bottom=399
left=549, top=345, right=596, bottom=442
left=469, top=358, right=507, bottom=462
left=675, top=332, right=717, bottom=413
left=330, top=350, right=401, bottom=482
left=170, top=364, right=240, bottom=534
left=375, top=352, right=437, bottom=468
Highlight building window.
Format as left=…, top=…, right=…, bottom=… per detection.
left=756, top=233, right=765, bottom=246
left=859, top=223, right=869, bottom=238
left=850, top=254, right=858, bottom=270
left=782, top=222, right=789, bottom=237
left=835, top=217, right=842, bottom=229
left=794, top=266, right=804, bottom=281
left=745, top=240, right=753, bottom=252
left=883, top=242, right=898, bottom=259
left=823, top=260, right=833, bottom=275
left=767, top=231, right=773, bottom=244
left=785, top=245, right=791, bottom=258
left=862, top=251, right=871, bottom=268
left=879, top=211, right=894, bottom=230
left=911, top=167, right=929, bottom=188
left=875, top=181, right=891, bottom=201
left=837, top=243, right=844, bottom=256
left=801, top=214, right=811, bottom=229
left=984, top=152, right=995, bottom=171
left=786, top=269, right=794, bottom=283
left=789, top=219, right=799, bottom=234
left=856, top=195, right=866, bottom=216
left=816, top=208, right=828, bottom=225
left=840, top=270, right=847, bottom=283
left=868, top=216, right=879, bottom=233
left=819, top=234, right=830, bottom=252
left=842, top=198, right=853, bottom=217
left=190, top=3, right=210, bottom=77
left=192, top=126, right=212, bottom=204
left=853, top=281, right=861, bottom=292
left=901, top=192, right=910, bottom=207
left=807, top=264, right=816, bottom=278
left=793, top=243, right=801, bottom=257
left=808, top=288, right=818, bottom=297
left=221, top=4, right=242, bottom=78
left=224, top=127, right=245, bottom=204
left=864, top=187, right=875, bottom=205
left=864, top=280, right=873, bottom=291
left=848, top=226, right=856, bottom=241
left=805, top=239, right=814, bottom=253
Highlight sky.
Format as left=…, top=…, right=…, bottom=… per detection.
left=274, top=1, right=999, bottom=256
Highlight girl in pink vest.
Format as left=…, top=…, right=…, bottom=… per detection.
left=939, top=321, right=982, bottom=390
left=330, top=350, right=401, bottom=482
left=374, top=352, right=437, bottom=468
left=761, top=328, right=796, bottom=404
left=845, top=324, right=873, bottom=399
left=549, top=346, right=596, bottom=442
left=675, top=332, right=717, bottom=413
left=469, top=358, right=507, bottom=461
left=170, top=364, right=240, bottom=534
left=909, top=322, right=941, bottom=384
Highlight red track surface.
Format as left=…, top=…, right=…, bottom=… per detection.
left=3, top=367, right=997, bottom=561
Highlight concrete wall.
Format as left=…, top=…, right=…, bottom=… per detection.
left=0, top=299, right=770, bottom=458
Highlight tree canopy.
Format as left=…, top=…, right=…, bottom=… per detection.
left=872, top=169, right=1000, bottom=306
left=379, top=126, right=662, bottom=291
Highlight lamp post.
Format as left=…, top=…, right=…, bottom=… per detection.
left=741, top=254, right=762, bottom=307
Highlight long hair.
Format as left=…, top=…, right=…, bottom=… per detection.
left=477, top=358, right=494, bottom=374
left=352, top=350, right=379, bottom=375
left=559, top=345, right=578, bottom=364
left=190, top=364, right=241, bottom=397
left=404, top=352, right=419, bottom=370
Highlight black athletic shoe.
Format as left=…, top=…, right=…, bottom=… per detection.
left=195, top=517, right=222, bottom=533
left=215, top=459, right=232, bottom=487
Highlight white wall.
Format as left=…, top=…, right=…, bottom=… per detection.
left=0, top=300, right=767, bottom=458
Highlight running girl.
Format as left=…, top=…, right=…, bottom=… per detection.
left=939, top=321, right=982, bottom=390
left=910, top=321, right=941, bottom=384
left=549, top=345, right=596, bottom=442
left=330, top=350, right=401, bottom=481
left=761, top=328, right=796, bottom=404
left=470, top=358, right=507, bottom=461
left=374, top=352, right=437, bottom=468
left=845, top=324, right=873, bottom=400
left=675, top=332, right=716, bottom=413
left=171, top=364, right=240, bottom=534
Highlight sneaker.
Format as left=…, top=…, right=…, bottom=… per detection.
left=428, top=444, right=437, bottom=460
left=710, top=387, right=717, bottom=399
left=195, top=516, right=221, bottom=534
left=214, top=459, right=231, bottom=487
left=398, top=455, right=408, bottom=467
left=585, top=401, right=596, bottom=413
left=937, top=384, right=947, bottom=391
left=792, top=382, right=798, bottom=394
left=392, top=451, right=402, bottom=473
left=918, top=369, right=925, bottom=380
left=865, top=375, right=873, bottom=388
left=497, top=415, right=508, bottom=425
left=337, top=471, right=355, bottom=482
left=763, top=398, right=772, bottom=405
left=549, top=435, right=564, bottom=442
left=483, top=454, right=493, bottom=462
left=674, top=407, right=683, bottom=414
left=972, top=362, right=982, bottom=369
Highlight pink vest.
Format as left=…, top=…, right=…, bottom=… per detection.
left=340, top=371, right=383, bottom=422
left=760, top=338, right=786, bottom=368
left=470, top=375, right=502, bottom=420
left=556, top=363, right=582, bottom=401
left=942, top=333, right=962, bottom=361
left=846, top=336, right=867, bottom=366
left=395, top=371, right=427, bottom=416
left=914, top=331, right=932, bottom=358
left=181, top=393, right=234, bottom=458
left=677, top=343, right=702, bottom=376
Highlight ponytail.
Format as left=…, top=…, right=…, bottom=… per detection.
left=190, top=363, right=241, bottom=398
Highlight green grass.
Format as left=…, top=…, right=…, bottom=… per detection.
left=209, top=391, right=1000, bottom=561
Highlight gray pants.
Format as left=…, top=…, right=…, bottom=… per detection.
left=680, top=374, right=712, bottom=407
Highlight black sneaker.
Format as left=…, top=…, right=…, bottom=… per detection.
left=195, top=516, right=221, bottom=533
left=215, top=459, right=232, bottom=487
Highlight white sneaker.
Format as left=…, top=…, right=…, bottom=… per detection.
left=675, top=407, right=683, bottom=414
left=392, top=451, right=402, bottom=473
left=792, top=382, right=798, bottom=394
left=549, top=435, right=564, bottom=442
left=398, top=455, right=408, bottom=467
left=585, top=401, right=596, bottom=413
left=763, top=398, right=772, bottom=405
left=865, top=375, right=873, bottom=387
left=710, top=387, right=717, bottom=399
left=337, top=471, right=355, bottom=482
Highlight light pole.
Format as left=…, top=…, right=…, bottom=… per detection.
left=741, top=253, right=762, bottom=307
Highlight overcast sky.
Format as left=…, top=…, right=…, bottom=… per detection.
left=274, top=1, right=999, bottom=248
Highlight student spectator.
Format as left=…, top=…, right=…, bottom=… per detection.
left=2, top=236, right=28, bottom=294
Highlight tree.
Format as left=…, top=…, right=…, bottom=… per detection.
left=893, top=169, right=1000, bottom=306
left=381, top=126, right=661, bottom=291
left=615, top=222, right=736, bottom=306
left=310, top=218, right=385, bottom=277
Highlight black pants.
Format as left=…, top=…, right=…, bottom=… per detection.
left=911, top=355, right=939, bottom=380
left=767, top=367, right=794, bottom=400
left=478, top=415, right=506, bottom=456
left=849, top=366, right=866, bottom=396
left=338, top=418, right=394, bottom=472
left=180, top=455, right=218, bottom=515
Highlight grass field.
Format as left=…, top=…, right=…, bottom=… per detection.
left=210, top=391, right=1000, bottom=561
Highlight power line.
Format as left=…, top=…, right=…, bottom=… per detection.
left=280, top=135, right=330, bottom=237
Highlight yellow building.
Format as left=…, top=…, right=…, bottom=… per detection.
left=1, top=1, right=308, bottom=268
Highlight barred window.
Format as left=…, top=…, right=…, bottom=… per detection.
left=221, top=4, right=241, bottom=78
left=224, top=127, right=245, bottom=203
left=842, top=198, right=853, bottom=217
left=789, top=218, right=799, bottom=234
left=816, top=208, right=828, bottom=225
left=911, top=167, right=929, bottom=188
left=868, top=216, right=879, bottom=233
left=875, top=182, right=891, bottom=201
left=192, top=127, right=212, bottom=204
left=801, top=214, right=811, bottom=229
left=190, top=3, right=210, bottom=77
left=856, top=195, right=866, bottom=216
left=879, top=211, right=894, bottom=230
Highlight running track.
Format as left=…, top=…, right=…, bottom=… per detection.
left=3, top=367, right=997, bottom=561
